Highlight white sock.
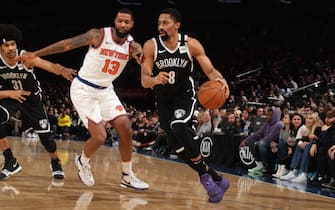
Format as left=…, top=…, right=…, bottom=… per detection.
left=80, top=151, right=90, bottom=164
left=122, top=161, right=132, bottom=174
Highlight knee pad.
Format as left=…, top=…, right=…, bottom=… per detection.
left=39, top=133, right=56, bottom=153
left=0, top=106, right=9, bottom=124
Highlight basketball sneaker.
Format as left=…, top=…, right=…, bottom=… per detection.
left=200, top=173, right=224, bottom=203
left=120, top=172, right=149, bottom=190
left=0, top=158, right=22, bottom=180
left=215, top=176, right=230, bottom=193
left=51, top=158, right=64, bottom=179
left=75, top=155, right=94, bottom=186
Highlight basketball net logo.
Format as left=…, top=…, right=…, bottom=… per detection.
left=39, top=119, right=48, bottom=129
left=239, top=146, right=255, bottom=165
left=200, top=136, right=213, bottom=157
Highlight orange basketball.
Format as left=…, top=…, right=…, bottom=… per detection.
left=197, top=80, right=229, bottom=110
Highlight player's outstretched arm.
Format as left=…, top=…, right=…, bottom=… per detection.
left=23, top=56, right=77, bottom=81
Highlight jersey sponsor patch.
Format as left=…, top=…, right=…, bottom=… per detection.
left=174, top=109, right=186, bottom=119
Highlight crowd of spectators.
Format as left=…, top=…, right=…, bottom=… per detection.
left=6, top=10, right=335, bottom=190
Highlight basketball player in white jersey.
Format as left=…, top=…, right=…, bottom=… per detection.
left=22, top=8, right=148, bottom=189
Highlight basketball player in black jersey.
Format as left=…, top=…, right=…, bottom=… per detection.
left=0, top=24, right=76, bottom=180
left=141, top=8, right=230, bottom=203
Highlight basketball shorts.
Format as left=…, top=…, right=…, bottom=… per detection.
left=70, top=77, right=127, bottom=128
left=0, top=96, right=50, bottom=133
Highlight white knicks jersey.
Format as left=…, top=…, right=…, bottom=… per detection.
left=78, top=27, right=133, bottom=87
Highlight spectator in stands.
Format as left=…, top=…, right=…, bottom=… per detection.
left=211, top=109, right=222, bottom=130
left=272, top=112, right=292, bottom=178
left=70, top=110, right=80, bottom=140
left=240, top=107, right=282, bottom=174
left=309, top=109, right=335, bottom=185
left=241, top=109, right=252, bottom=136
left=218, top=112, right=238, bottom=135
left=196, top=110, right=213, bottom=137
left=322, top=144, right=335, bottom=189
left=280, top=112, right=320, bottom=183
left=249, top=107, right=267, bottom=134
left=57, top=108, right=72, bottom=140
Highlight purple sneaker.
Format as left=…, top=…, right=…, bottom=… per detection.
left=216, top=177, right=230, bottom=193
left=200, top=173, right=224, bottom=203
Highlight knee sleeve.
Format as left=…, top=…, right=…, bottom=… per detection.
left=0, top=106, right=9, bottom=124
left=39, top=133, right=56, bottom=153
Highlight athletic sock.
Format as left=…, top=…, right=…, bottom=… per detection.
left=3, top=148, right=14, bottom=163
left=122, top=161, right=132, bottom=174
left=80, top=151, right=90, bottom=164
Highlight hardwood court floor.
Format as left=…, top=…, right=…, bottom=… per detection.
left=0, top=137, right=334, bottom=210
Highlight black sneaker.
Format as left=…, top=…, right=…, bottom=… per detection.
left=51, top=158, right=64, bottom=179
left=0, top=158, right=22, bottom=180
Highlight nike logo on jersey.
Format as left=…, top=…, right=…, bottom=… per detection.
left=158, top=50, right=166, bottom=53
left=105, top=41, right=113, bottom=44
left=0, top=66, right=7, bottom=69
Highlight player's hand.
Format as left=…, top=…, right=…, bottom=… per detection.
left=61, top=67, right=77, bottom=81
left=17, top=51, right=37, bottom=62
left=309, top=144, right=317, bottom=157
left=8, top=90, right=31, bottom=103
left=214, top=77, right=230, bottom=97
left=214, top=77, right=227, bottom=86
left=154, top=72, right=170, bottom=86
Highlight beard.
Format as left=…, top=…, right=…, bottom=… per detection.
left=159, top=30, right=169, bottom=41
left=116, top=28, right=130, bottom=38
left=160, top=34, right=169, bottom=41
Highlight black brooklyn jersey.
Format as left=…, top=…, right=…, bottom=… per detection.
left=152, top=34, right=195, bottom=100
left=0, top=50, right=42, bottom=101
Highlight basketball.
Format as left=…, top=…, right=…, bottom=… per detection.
left=197, top=80, right=229, bottom=109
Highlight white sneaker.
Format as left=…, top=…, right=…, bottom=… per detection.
left=280, top=170, right=297, bottom=181
left=120, top=172, right=149, bottom=190
left=291, top=173, right=307, bottom=183
left=75, top=155, right=94, bottom=187
left=272, top=165, right=288, bottom=178
left=248, top=162, right=264, bottom=173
